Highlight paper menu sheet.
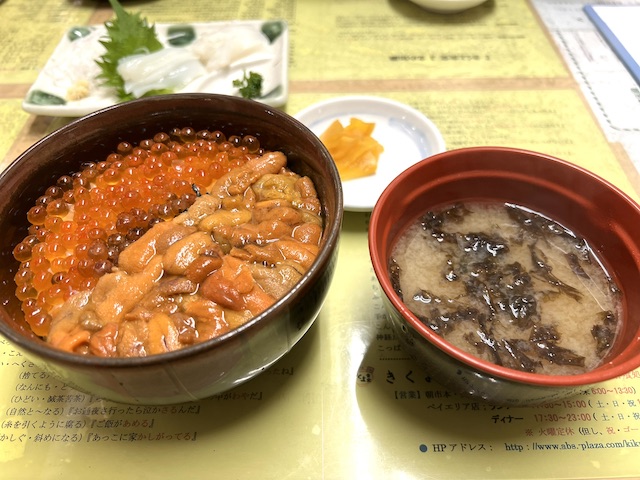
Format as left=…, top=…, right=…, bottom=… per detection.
left=1, top=0, right=640, bottom=479
left=2, top=87, right=639, bottom=479
left=5, top=57, right=640, bottom=480
left=584, top=5, right=640, bottom=86
left=1, top=211, right=640, bottom=480
left=0, top=100, right=30, bottom=168
left=287, top=0, right=568, bottom=82
left=0, top=0, right=94, bottom=84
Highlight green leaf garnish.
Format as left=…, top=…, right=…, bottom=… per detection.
left=233, top=71, right=264, bottom=99
left=95, top=0, right=164, bottom=101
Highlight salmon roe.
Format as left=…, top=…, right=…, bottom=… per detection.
left=13, top=129, right=263, bottom=337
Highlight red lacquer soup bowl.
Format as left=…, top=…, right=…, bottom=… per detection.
left=369, top=146, right=640, bottom=406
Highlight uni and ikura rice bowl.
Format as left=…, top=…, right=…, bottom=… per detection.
left=389, top=201, right=622, bottom=376
left=12, top=128, right=324, bottom=358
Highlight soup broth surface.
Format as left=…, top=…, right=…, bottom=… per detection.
left=389, top=202, right=621, bottom=375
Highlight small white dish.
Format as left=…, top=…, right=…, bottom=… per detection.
left=295, top=96, right=446, bottom=212
left=408, top=0, right=488, bottom=13
left=23, top=20, right=288, bottom=117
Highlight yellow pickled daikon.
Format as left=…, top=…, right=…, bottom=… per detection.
left=320, top=118, right=384, bottom=180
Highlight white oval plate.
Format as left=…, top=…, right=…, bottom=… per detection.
left=295, top=96, right=446, bottom=212
left=22, top=20, right=288, bottom=117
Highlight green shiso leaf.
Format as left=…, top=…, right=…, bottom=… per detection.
left=95, top=0, right=164, bottom=101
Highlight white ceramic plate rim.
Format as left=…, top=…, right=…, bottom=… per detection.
left=22, top=20, right=289, bottom=117
left=409, top=0, right=488, bottom=13
left=295, top=95, right=446, bottom=212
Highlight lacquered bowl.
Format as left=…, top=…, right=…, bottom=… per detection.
left=369, top=146, right=640, bottom=406
left=0, top=94, right=343, bottom=405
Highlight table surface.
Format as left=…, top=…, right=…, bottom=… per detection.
left=2, top=1, right=640, bottom=479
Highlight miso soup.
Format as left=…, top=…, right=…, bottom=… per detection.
left=389, top=202, right=621, bottom=375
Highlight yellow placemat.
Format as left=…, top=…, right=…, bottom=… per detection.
left=0, top=0, right=95, bottom=85
left=0, top=99, right=30, bottom=169
left=290, top=0, right=567, bottom=82
left=1, top=1, right=639, bottom=479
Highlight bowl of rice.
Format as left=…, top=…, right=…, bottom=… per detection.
left=0, top=93, right=342, bottom=405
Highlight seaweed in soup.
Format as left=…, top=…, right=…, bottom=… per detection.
left=389, top=257, right=402, bottom=298
left=390, top=201, right=622, bottom=375
left=591, top=311, right=617, bottom=355
left=529, top=244, right=583, bottom=301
